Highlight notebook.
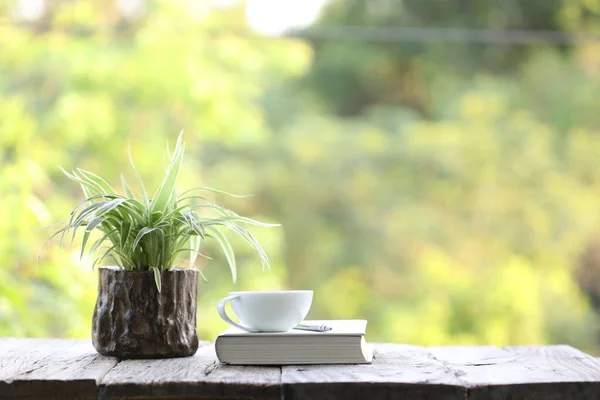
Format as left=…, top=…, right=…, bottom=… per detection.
left=215, top=319, right=373, bottom=365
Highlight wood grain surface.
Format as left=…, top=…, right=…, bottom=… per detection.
left=282, top=343, right=466, bottom=400
left=430, top=345, right=600, bottom=400
left=99, top=341, right=281, bottom=400
left=2, top=339, right=600, bottom=400
left=0, top=339, right=117, bottom=400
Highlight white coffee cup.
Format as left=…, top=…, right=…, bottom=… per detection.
left=217, top=290, right=313, bottom=332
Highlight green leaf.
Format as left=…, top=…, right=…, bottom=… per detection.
left=189, top=235, right=201, bottom=266
left=207, top=226, right=237, bottom=283
left=132, top=227, right=160, bottom=251
left=109, top=249, right=134, bottom=270
left=169, top=247, right=211, bottom=262
left=178, top=187, right=253, bottom=199
left=89, top=228, right=119, bottom=256
left=92, top=243, right=119, bottom=271
left=61, top=167, right=96, bottom=198
left=70, top=201, right=108, bottom=232
left=177, top=211, right=205, bottom=238
left=121, top=174, right=136, bottom=199
left=221, top=221, right=270, bottom=270
left=70, top=169, right=111, bottom=198
left=199, top=215, right=281, bottom=228
left=77, top=168, right=117, bottom=195
left=80, top=217, right=105, bottom=260
left=120, top=217, right=132, bottom=249
left=128, top=143, right=149, bottom=207
left=70, top=199, right=127, bottom=244
left=113, top=199, right=145, bottom=221
left=94, top=198, right=128, bottom=218
left=151, top=211, right=164, bottom=223
left=151, top=266, right=162, bottom=293
left=197, top=268, right=208, bottom=282
left=150, top=133, right=184, bottom=214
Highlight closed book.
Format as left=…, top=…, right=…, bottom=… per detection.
left=215, top=319, right=373, bottom=365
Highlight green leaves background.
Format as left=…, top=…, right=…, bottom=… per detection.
left=2, top=0, right=600, bottom=351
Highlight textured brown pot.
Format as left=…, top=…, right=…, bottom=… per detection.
left=92, top=266, right=199, bottom=359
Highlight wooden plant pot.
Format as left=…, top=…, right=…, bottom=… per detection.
left=92, top=266, right=199, bottom=359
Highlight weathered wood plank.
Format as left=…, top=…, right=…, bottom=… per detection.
left=281, top=343, right=466, bottom=400
left=504, top=345, right=600, bottom=381
left=428, top=345, right=510, bottom=365
left=430, top=345, right=600, bottom=400
left=99, top=342, right=280, bottom=400
left=2, top=339, right=600, bottom=400
left=0, top=338, right=118, bottom=400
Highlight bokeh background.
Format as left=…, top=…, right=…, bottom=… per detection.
left=3, top=0, right=600, bottom=354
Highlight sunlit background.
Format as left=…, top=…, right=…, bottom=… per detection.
left=2, top=0, right=600, bottom=354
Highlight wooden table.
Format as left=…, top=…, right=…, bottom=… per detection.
left=2, top=339, right=600, bottom=399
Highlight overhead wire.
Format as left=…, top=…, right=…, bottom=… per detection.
left=1, top=19, right=600, bottom=45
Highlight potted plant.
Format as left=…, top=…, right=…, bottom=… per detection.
left=47, top=134, right=275, bottom=358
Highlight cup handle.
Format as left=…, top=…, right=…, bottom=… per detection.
left=217, top=295, right=257, bottom=332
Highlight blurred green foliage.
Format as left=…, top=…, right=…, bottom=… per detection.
left=2, top=0, right=600, bottom=353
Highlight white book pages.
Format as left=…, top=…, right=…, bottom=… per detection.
left=215, top=320, right=372, bottom=365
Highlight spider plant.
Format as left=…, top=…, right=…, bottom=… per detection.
left=48, top=133, right=277, bottom=292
